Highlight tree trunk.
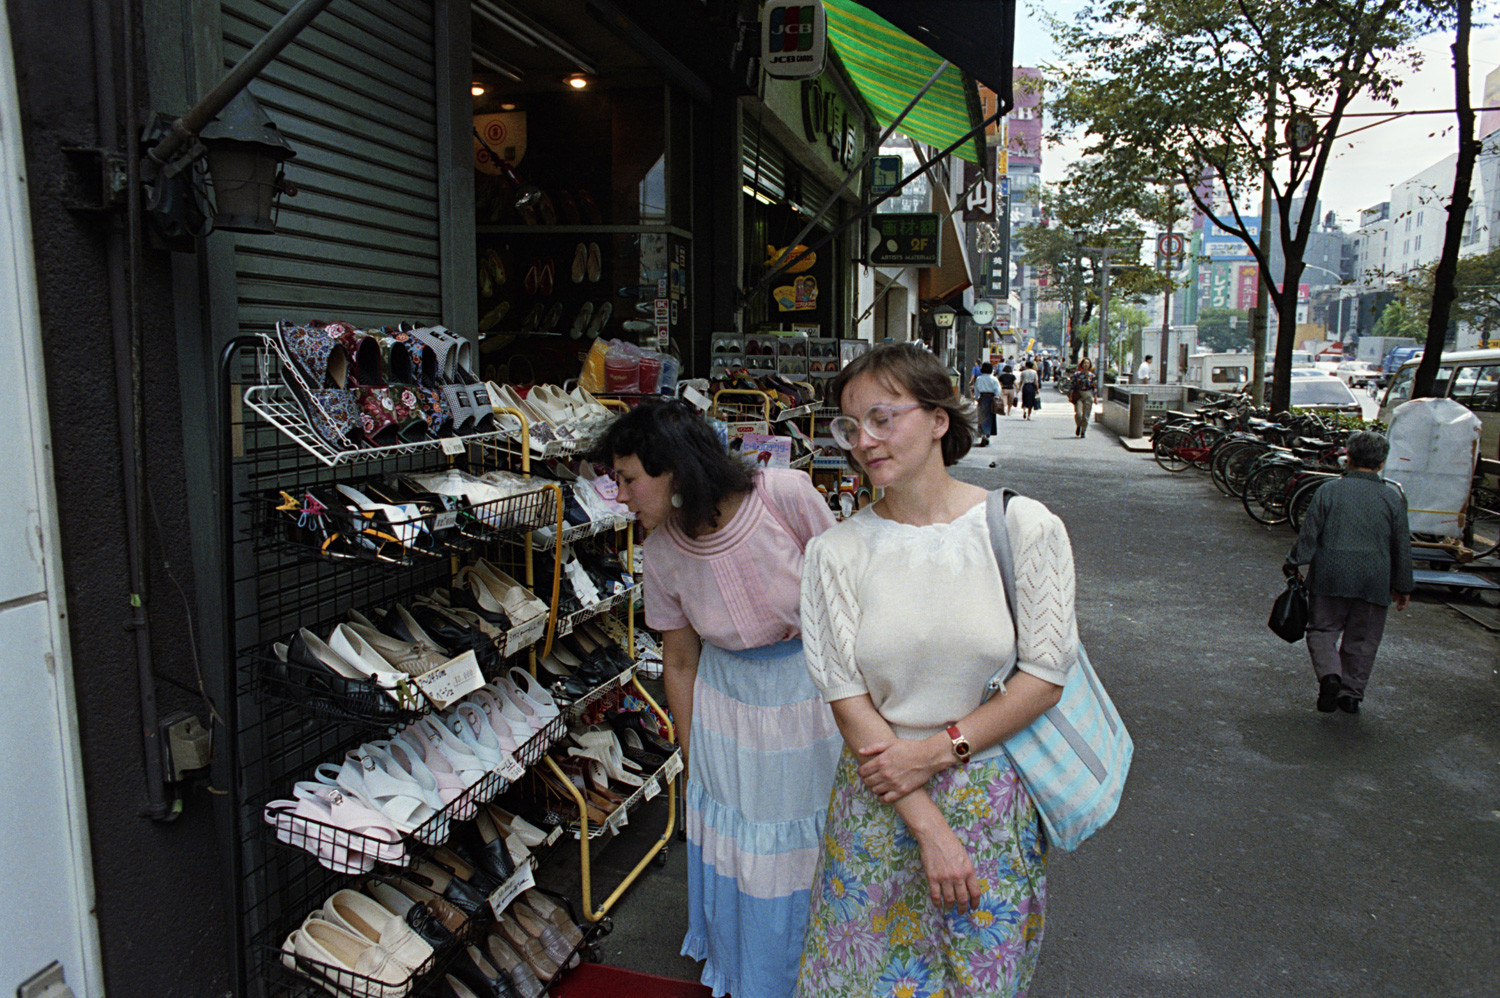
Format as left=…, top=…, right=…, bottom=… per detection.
left=1269, top=280, right=1299, bottom=414
left=1414, top=0, right=1476, bottom=399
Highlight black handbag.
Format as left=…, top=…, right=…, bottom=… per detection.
left=1268, top=576, right=1309, bottom=643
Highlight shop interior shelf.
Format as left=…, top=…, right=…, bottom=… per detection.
left=773, top=402, right=817, bottom=421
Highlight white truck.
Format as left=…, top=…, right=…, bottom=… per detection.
left=1357, top=335, right=1417, bottom=365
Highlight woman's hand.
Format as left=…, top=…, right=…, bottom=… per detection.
left=856, top=736, right=948, bottom=803
left=913, top=819, right=983, bottom=913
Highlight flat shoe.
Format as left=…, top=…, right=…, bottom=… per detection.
left=1316, top=674, right=1341, bottom=713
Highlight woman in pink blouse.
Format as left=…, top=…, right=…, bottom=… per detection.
left=592, top=400, right=842, bottom=998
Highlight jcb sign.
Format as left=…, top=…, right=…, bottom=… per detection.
left=762, top=0, right=826, bottom=79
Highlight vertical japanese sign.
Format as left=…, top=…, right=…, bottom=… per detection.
left=1236, top=265, right=1258, bottom=311
left=991, top=176, right=1010, bottom=298
left=961, top=149, right=997, bottom=223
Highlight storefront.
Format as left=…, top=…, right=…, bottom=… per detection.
left=1, top=1, right=1015, bottom=995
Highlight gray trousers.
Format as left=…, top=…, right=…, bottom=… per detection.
left=1073, top=391, right=1095, bottom=433
left=1306, top=593, right=1389, bottom=698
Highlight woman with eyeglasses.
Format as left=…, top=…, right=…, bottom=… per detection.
left=794, top=343, right=1076, bottom=998
left=591, top=400, right=842, bottom=998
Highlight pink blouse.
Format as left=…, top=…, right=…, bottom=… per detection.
left=642, top=469, right=835, bottom=650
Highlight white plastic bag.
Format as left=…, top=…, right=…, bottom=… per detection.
left=1385, top=397, right=1482, bottom=537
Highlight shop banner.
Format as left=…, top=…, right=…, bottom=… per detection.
left=961, top=148, right=998, bottom=223
left=1236, top=264, right=1258, bottom=311
left=869, top=213, right=940, bottom=266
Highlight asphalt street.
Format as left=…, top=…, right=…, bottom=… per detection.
left=543, top=389, right=1500, bottom=996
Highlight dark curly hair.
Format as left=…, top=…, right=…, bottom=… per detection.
left=830, top=342, right=975, bottom=466
left=589, top=398, right=754, bottom=536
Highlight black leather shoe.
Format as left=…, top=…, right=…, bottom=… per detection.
left=451, top=945, right=521, bottom=998
left=1336, top=695, right=1361, bottom=714
left=1316, top=674, right=1341, bottom=713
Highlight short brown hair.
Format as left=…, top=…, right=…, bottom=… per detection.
left=830, top=342, right=975, bottom=466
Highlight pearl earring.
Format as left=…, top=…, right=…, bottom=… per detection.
left=670, top=493, right=684, bottom=508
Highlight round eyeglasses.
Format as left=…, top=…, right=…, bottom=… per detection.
left=828, top=403, right=925, bottom=449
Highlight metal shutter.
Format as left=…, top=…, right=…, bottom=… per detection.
left=220, top=0, right=441, bottom=330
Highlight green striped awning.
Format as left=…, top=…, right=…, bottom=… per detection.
left=824, top=0, right=984, bottom=163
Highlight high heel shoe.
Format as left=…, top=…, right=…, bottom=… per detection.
left=485, top=804, right=547, bottom=849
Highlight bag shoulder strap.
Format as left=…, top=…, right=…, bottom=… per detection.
left=984, top=489, right=1022, bottom=694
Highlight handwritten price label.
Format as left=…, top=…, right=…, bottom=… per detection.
left=488, top=863, right=536, bottom=918
left=414, top=651, right=484, bottom=710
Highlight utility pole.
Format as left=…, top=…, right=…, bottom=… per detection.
left=1158, top=177, right=1177, bottom=384
left=1068, top=232, right=1084, bottom=362
left=1251, top=29, right=1280, bottom=406
left=1083, top=244, right=1118, bottom=381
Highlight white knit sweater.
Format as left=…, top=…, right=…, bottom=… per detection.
left=800, top=495, right=1078, bottom=741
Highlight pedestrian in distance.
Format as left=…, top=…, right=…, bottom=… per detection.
left=1136, top=354, right=1154, bottom=384
left=1284, top=430, right=1414, bottom=714
left=1018, top=360, right=1041, bottom=421
left=794, top=342, right=1076, bottom=998
left=998, top=363, right=1018, bottom=415
left=593, top=400, right=843, bottom=998
left=973, top=361, right=999, bottom=446
left=1070, top=357, right=1097, bottom=438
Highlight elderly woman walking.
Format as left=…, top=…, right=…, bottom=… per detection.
left=1284, top=430, right=1414, bottom=714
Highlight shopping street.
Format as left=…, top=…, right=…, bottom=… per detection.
left=577, top=397, right=1500, bottom=997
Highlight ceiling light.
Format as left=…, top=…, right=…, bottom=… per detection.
left=471, top=84, right=486, bottom=97
left=499, top=102, right=517, bottom=111
left=566, top=74, right=589, bottom=90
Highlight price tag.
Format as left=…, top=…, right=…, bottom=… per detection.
left=543, top=824, right=564, bottom=847
left=434, top=510, right=458, bottom=531
left=683, top=386, right=711, bottom=411
left=487, top=862, right=537, bottom=918
left=440, top=436, right=466, bottom=456
left=498, top=755, right=525, bottom=782
left=605, top=805, right=628, bottom=834
left=503, top=615, right=547, bottom=656
left=663, top=751, right=684, bottom=780
left=642, top=776, right=661, bottom=801
left=413, top=651, right=484, bottom=710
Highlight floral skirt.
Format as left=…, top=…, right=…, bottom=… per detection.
left=794, top=749, right=1047, bottom=998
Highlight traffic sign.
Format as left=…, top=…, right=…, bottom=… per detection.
left=1156, top=232, right=1186, bottom=259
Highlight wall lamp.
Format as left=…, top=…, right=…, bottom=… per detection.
left=140, top=0, right=331, bottom=244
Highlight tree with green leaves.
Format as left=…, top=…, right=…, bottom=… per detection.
left=1015, top=159, right=1176, bottom=363
left=1195, top=307, right=1255, bottom=352
left=1387, top=245, right=1500, bottom=346
left=1046, top=0, right=1442, bottom=412
left=1370, top=297, right=1426, bottom=341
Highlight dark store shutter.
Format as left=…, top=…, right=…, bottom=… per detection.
left=220, top=0, right=442, bottom=330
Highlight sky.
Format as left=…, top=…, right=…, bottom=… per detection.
left=1014, top=2, right=1500, bottom=230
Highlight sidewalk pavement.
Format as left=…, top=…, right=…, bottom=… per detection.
left=545, top=385, right=1499, bottom=996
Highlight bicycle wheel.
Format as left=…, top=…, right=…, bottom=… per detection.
left=1186, top=427, right=1224, bottom=471
left=1153, top=428, right=1192, bottom=472
left=1466, top=486, right=1499, bottom=560
left=1242, top=463, right=1297, bottom=525
left=1225, top=444, right=1268, bottom=498
left=1287, top=477, right=1328, bottom=531
left=1209, top=440, right=1252, bottom=496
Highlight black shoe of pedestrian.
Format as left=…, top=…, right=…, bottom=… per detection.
left=1316, top=674, right=1341, bottom=713
left=1337, top=695, right=1361, bottom=714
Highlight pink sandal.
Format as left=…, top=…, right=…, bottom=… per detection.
left=263, top=781, right=407, bottom=874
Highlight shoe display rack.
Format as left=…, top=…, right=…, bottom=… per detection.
left=219, top=336, right=677, bottom=998
left=476, top=396, right=683, bottom=925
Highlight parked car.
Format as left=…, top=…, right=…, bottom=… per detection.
left=1272, top=370, right=1364, bottom=414
left=1335, top=360, right=1382, bottom=389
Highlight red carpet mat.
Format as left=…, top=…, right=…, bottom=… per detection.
left=551, top=962, right=713, bottom=998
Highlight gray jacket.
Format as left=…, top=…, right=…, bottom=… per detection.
left=1285, top=470, right=1414, bottom=606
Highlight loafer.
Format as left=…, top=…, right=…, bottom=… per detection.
left=1316, top=674, right=1341, bottom=713
left=1336, top=695, right=1361, bottom=714
left=451, top=945, right=520, bottom=998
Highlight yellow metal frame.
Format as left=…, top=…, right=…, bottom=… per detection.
left=486, top=394, right=672, bottom=923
